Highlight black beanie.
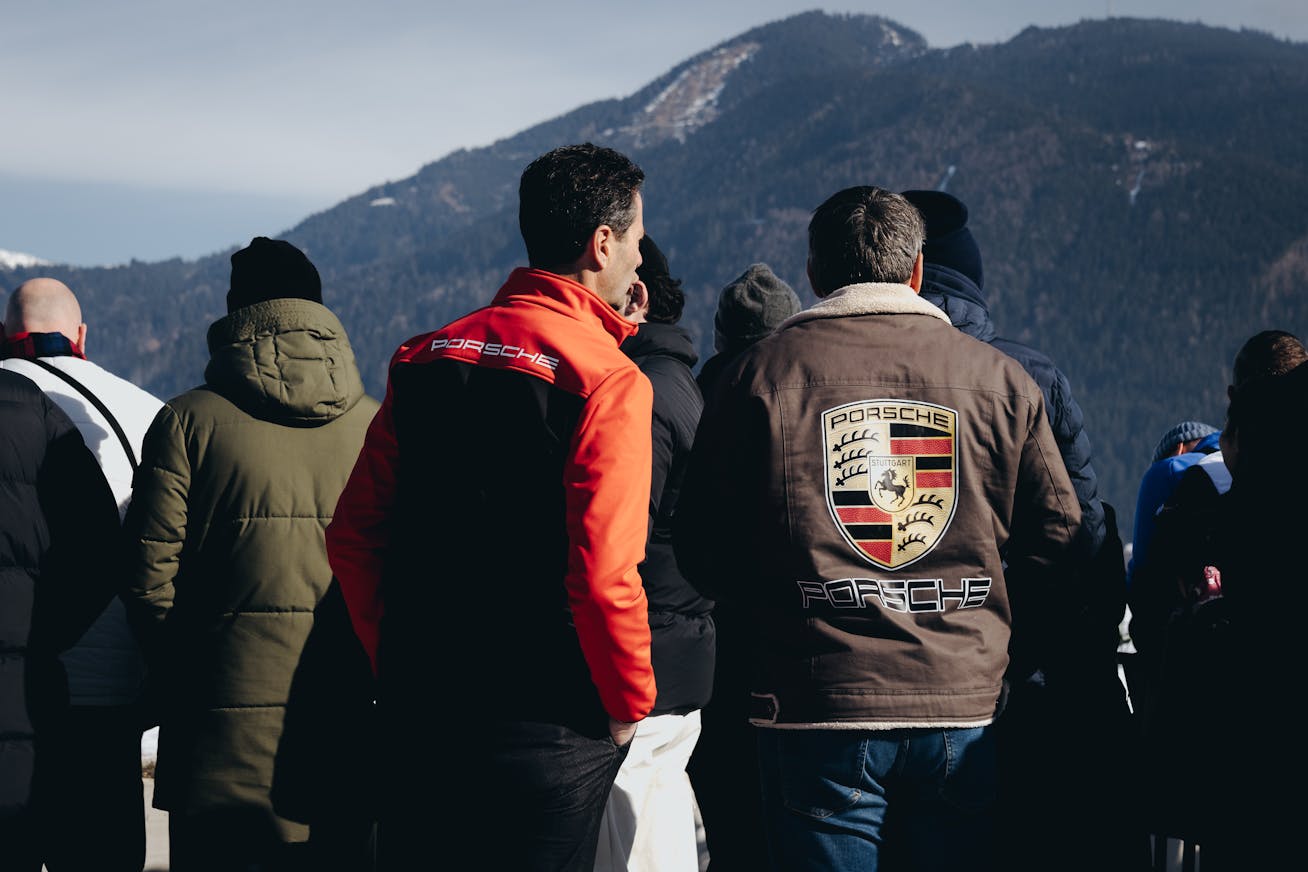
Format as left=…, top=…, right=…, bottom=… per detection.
left=714, top=263, right=801, bottom=353
left=227, top=237, right=323, bottom=313
left=637, top=234, right=671, bottom=286
left=901, top=190, right=984, bottom=291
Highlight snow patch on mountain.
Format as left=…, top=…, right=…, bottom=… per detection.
left=0, top=248, right=49, bottom=270
left=619, top=42, right=759, bottom=147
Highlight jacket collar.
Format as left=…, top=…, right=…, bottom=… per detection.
left=495, top=268, right=638, bottom=346
left=777, top=282, right=953, bottom=331
left=621, top=321, right=699, bottom=368
left=0, top=331, right=86, bottom=361
left=919, top=265, right=996, bottom=342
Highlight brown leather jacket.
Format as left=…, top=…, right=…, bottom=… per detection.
left=676, top=282, right=1080, bottom=728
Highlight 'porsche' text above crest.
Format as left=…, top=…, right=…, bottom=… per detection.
left=823, top=399, right=958, bottom=570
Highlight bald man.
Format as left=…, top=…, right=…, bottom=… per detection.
left=1, top=277, right=163, bottom=872
left=4, top=277, right=87, bottom=351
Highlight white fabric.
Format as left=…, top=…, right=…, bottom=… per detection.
left=595, top=710, right=705, bottom=872
left=0, top=355, right=164, bottom=704
left=0, top=356, right=162, bottom=516
left=1196, top=450, right=1233, bottom=495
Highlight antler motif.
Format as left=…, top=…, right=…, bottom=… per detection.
left=833, top=448, right=870, bottom=470
left=834, top=464, right=868, bottom=487
left=912, top=494, right=945, bottom=509
left=896, top=512, right=935, bottom=532
left=897, top=533, right=928, bottom=552
left=831, top=430, right=880, bottom=453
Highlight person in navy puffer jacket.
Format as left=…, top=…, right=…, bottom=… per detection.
left=903, top=189, right=1147, bottom=872
left=903, top=189, right=1106, bottom=558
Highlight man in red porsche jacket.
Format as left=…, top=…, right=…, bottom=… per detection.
left=327, top=143, right=656, bottom=871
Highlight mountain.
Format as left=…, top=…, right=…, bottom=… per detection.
left=0, top=248, right=49, bottom=270
left=3, top=11, right=1306, bottom=539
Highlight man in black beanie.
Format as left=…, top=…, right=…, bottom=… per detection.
left=122, top=234, right=378, bottom=870
left=902, top=190, right=1144, bottom=871
left=903, top=190, right=1106, bottom=558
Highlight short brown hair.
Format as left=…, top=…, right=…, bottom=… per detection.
left=807, top=186, right=924, bottom=296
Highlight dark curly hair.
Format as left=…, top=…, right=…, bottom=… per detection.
left=637, top=235, right=684, bottom=324
left=518, top=143, right=644, bottom=270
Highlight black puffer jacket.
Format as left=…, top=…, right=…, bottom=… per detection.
left=920, top=264, right=1106, bottom=557
left=0, top=369, right=120, bottom=818
left=621, top=322, right=714, bottom=714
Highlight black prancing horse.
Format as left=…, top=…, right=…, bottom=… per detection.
left=875, top=468, right=909, bottom=507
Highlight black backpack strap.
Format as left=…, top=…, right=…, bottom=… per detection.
left=26, top=358, right=138, bottom=473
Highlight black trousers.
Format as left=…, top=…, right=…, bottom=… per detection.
left=687, top=602, right=768, bottom=872
left=378, top=720, right=629, bottom=872
left=169, top=808, right=309, bottom=872
left=0, top=807, right=42, bottom=872
left=35, top=704, right=145, bottom=872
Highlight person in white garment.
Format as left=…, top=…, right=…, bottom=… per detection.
left=2, top=277, right=163, bottom=871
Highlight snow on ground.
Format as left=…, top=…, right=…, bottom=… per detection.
left=0, top=247, right=50, bottom=269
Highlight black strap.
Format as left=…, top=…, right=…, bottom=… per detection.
left=26, top=358, right=138, bottom=473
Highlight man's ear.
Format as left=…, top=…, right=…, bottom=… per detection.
left=807, top=257, right=824, bottom=298
left=585, top=224, right=615, bottom=272
left=908, top=252, right=924, bottom=294
left=622, top=280, right=650, bottom=323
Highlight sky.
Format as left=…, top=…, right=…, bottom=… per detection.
left=3, top=1, right=1305, bottom=266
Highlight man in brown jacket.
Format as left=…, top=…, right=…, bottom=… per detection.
left=675, top=185, right=1079, bottom=872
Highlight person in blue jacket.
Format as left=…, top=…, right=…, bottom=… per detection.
left=1127, top=420, right=1221, bottom=589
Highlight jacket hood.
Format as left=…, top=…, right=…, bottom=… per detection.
left=205, top=298, right=367, bottom=426
left=621, top=322, right=699, bottom=369
left=918, top=264, right=996, bottom=343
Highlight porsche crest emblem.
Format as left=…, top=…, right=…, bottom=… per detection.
left=823, top=400, right=958, bottom=570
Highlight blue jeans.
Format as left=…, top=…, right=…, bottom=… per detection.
left=757, top=725, right=997, bottom=872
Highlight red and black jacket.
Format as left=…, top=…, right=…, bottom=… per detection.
left=327, top=268, right=656, bottom=726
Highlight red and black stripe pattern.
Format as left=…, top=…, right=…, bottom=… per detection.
left=831, top=420, right=954, bottom=568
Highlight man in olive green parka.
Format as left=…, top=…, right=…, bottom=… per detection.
left=122, top=237, right=379, bottom=871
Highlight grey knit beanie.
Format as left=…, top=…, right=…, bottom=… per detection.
left=714, top=263, right=801, bottom=352
left=1151, top=420, right=1219, bottom=464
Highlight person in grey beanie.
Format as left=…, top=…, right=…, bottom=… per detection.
left=684, top=262, right=798, bottom=872
left=695, top=263, right=800, bottom=403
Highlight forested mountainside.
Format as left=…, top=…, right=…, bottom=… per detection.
left=5, top=11, right=1306, bottom=536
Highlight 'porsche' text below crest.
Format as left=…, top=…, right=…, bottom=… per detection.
left=823, top=400, right=958, bottom=570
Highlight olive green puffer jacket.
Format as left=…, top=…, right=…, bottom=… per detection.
left=122, top=298, right=378, bottom=837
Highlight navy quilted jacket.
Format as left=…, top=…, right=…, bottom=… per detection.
left=919, top=264, right=1107, bottom=557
